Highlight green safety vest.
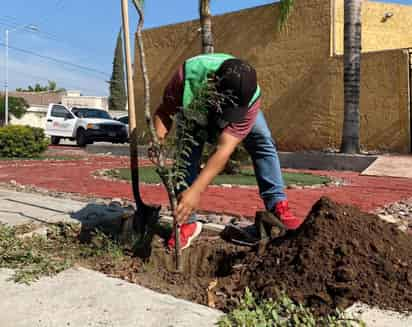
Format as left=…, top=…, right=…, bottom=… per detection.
left=182, top=53, right=261, bottom=111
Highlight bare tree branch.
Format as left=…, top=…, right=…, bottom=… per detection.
left=132, top=0, right=182, bottom=271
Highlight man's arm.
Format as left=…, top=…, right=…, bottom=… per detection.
left=153, top=110, right=173, bottom=141
left=175, top=132, right=242, bottom=224
left=153, top=66, right=184, bottom=140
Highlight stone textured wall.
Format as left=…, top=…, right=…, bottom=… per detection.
left=134, top=0, right=411, bottom=152
left=333, top=0, right=412, bottom=54
left=1, top=91, right=64, bottom=106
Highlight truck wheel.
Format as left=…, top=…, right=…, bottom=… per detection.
left=76, top=129, right=88, bottom=147
left=51, top=136, right=60, bottom=145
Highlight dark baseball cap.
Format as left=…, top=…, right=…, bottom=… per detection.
left=214, top=58, right=257, bottom=123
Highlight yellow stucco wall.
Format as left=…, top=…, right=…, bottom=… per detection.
left=134, top=0, right=411, bottom=153
left=333, top=0, right=412, bottom=54
left=329, top=49, right=411, bottom=152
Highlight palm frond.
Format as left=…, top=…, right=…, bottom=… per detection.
left=134, top=0, right=144, bottom=12
left=278, top=0, right=294, bottom=31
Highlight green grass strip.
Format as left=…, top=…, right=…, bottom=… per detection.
left=106, top=167, right=330, bottom=187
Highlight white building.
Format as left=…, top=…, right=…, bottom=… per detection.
left=62, top=90, right=108, bottom=111
left=10, top=105, right=48, bottom=130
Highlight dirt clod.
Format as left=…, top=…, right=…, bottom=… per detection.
left=91, top=197, right=412, bottom=316
left=218, top=197, right=412, bottom=315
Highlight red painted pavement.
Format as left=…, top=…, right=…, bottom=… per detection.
left=1, top=150, right=411, bottom=219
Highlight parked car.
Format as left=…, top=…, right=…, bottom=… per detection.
left=45, top=104, right=128, bottom=147
left=115, top=115, right=151, bottom=144
left=116, top=115, right=129, bottom=133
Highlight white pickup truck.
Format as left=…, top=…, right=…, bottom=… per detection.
left=45, top=104, right=128, bottom=147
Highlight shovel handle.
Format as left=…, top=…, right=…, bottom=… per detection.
left=175, top=223, right=182, bottom=271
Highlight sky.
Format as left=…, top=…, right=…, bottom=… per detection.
left=0, top=0, right=411, bottom=96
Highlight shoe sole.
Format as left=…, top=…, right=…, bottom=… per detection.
left=181, top=222, right=202, bottom=250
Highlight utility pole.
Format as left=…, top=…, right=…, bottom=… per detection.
left=5, top=29, right=9, bottom=125
left=120, top=0, right=136, bottom=134
left=4, top=25, right=38, bottom=125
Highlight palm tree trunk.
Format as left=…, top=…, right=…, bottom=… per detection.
left=199, top=0, right=214, bottom=54
left=341, top=0, right=362, bottom=153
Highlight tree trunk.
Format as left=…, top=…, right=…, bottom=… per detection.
left=341, top=0, right=362, bottom=154
left=109, top=30, right=127, bottom=112
left=199, top=0, right=214, bottom=54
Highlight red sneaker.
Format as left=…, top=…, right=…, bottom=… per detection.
left=274, top=200, right=303, bottom=230
left=167, top=222, right=202, bottom=251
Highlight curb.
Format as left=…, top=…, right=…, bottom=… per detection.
left=86, top=144, right=378, bottom=172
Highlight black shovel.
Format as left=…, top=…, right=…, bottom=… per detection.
left=120, top=0, right=160, bottom=255
left=221, top=211, right=287, bottom=255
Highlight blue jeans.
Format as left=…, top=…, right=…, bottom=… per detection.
left=180, top=110, right=286, bottom=222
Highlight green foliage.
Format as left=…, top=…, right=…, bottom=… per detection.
left=80, top=229, right=125, bottom=259
left=0, top=125, right=49, bottom=158
left=15, top=80, right=64, bottom=93
left=168, top=111, right=202, bottom=191
left=278, top=0, right=294, bottom=31
left=0, top=224, right=71, bottom=284
left=160, top=77, right=231, bottom=191
left=109, top=30, right=127, bottom=111
left=0, top=223, right=125, bottom=284
left=203, top=144, right=251, bottom=175
left=47, top=80, right=57, bottom=91
left=0, top=96, right=29, bottom=123
left=219, top=288, right=366, bottom=327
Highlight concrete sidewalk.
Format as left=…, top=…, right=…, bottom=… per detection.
left=0, top=268, right=222, bottom=327
left=362, top=155, right=412, bottom=178
left=0, top=188, right=222, bottom=327
left=0, top=188, right=84, bottom=226
left=0, top=187, right=411, bottom=327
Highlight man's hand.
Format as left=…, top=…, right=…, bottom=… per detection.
left=175, top=187, right=201, bottom=225
left=174, top=132, right=241, bottom=225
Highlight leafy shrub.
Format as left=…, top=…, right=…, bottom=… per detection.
left=0, top=125, right=49, bottom=158
left=218, top=288, right=365, bottom=327
left=0, top=96, right=29, bottom=124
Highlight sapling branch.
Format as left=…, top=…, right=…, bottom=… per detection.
left=132, top=0, right=182, bottom=271
left=131, top=2, right=234, bottom=271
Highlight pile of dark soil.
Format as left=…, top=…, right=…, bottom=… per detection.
left=88, top=197, right=412, bottom=316
left=217, top=197, right=412, bottom=314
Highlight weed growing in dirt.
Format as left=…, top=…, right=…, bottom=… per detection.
left=218, top=288, right=366, bottom=327
left=0, top=223, right=70, bottom=284
left=0, top=223, right=125, bottom=284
